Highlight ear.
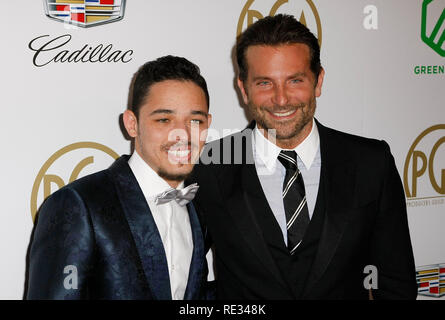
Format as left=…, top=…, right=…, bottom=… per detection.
left=123, top=110, right=138, bottom=138
left=237, top=77, right=249, bottom=105
left=315, top=68, right=325, bottom=98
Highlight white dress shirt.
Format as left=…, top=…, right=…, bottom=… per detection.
left=252, top=119, right=322, bottom=245
left=128, top=151, right=193, bottom=300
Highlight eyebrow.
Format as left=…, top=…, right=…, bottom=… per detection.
left=190, top=110, right=208, bottom=118
left=251, top=76, right=271, bottom=82
left=252, top=72, right=308, bottom=82
left=150, top=109, right=173, bottom=116
left=288, top=72, right=307, bottom=78
left=149, top=109, right=208, bottom=117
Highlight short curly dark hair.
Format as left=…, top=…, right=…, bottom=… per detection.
left=236, top=14, right=322, bottom=82
left=130, top=55, right=209, bottom=118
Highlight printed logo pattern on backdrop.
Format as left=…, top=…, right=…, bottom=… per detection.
left=237, top=0, right=322, bottom=47
left=416, top=263, right=445, bottom=297
left=415, top=1, right=444, bottom=76
left=43, top=0, right=126, bottom=28
left=28, top=34, right=134, bottom=67
left=403, top=124, right=445, bottom=209
left=421, top=0, right=445, bottom=57
left=29, top=1, right=134, bottom=67
left=30, top=142, right=119, bottom=221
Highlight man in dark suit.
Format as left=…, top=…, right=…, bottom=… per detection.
left=26, top=56, right=212, bottom=299
left=191, top=15, right=417, bottom=299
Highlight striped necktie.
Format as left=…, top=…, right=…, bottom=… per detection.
left=278, top=150, right=310, bottom=255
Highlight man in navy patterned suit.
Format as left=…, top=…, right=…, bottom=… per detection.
left=25, top=55, right=212, bottom=299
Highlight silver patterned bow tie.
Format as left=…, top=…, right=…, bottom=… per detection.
left=154, top=183, right=199, bottom=206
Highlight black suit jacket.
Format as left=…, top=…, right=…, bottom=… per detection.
left=191, top=120, right=417, bottom=299
left=25, top=155, right=207, bottom=300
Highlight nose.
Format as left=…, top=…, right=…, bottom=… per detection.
left=271, top=84, right=289, bottom=107
left=168, top=120, right=191, bottom=145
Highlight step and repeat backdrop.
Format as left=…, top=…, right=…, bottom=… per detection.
left=0, top=0, right=444, bottom=299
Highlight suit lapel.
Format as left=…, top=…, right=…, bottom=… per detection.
left=303, top=121, right=356, bottom=295
left=183, top=202, right=205, bottom=300
left=109, top=156, right=172, bottom=300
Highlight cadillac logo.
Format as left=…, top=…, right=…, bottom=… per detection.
left=43, top=0, right=126, bottom=28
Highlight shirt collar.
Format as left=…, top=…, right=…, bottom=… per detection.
left=128, top=150, right=184, bottom=201
left=253, top=118, right=320, bottom=171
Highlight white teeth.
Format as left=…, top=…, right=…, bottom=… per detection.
left=273, top=110, right=295, bottom=117
left=168, top=150, right=190, bottom=158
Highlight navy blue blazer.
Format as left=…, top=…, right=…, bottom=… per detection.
left=25, top=155, right=207, bottom=300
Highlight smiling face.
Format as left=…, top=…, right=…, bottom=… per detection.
left=238, top=43, right=324, bottom=149
left=124, top=79, right=211, bottom=187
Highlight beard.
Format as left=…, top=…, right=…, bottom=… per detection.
left=157, top=141, right=197, bottom=182
left=156, top=168, right=191, bottom=182
left=247, top=98, right=316, bottom=141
